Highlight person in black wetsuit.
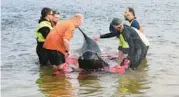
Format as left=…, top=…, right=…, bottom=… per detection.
left=93, top=18, right=147, bottom=69
left=34, top=7, right=54, bottom=65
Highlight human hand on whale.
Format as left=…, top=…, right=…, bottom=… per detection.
left=92, top=35, right=100, bottom=41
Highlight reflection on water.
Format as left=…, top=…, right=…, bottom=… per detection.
left=36, top=59, right=149, bottom=97
left=2, top=0, right=179, bottom=96
left=36, top=66, right=79, bottom=97
left=114, top=60, right=150, bottom=97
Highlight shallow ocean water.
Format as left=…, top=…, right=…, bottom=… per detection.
left=1, top=0, right=179, bottom=97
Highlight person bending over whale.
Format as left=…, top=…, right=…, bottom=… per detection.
left=93, top=18, right=147, bottom=69
left=43, top=14, right=83, bottom=71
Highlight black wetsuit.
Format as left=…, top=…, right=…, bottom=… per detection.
left=36, top=19, right=52, bottom=65
left=100, top=24, right=147, bottom=68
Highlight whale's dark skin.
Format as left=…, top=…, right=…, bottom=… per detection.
left=78, top=28, right=108, bottom=70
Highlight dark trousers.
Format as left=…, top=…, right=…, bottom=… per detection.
left=130, top=39, right=147, bottom=69
left=46, top=49, right=65, bottom=66
left=36, top=42, right=48, bottom=65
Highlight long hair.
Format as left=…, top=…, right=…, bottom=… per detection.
left=128, top=7, right=136, bottom=19
left=38, top=7, right=52, bottom=23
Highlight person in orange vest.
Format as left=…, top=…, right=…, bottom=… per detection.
left=43, top=13, right=83, bottom=70
left=34, top=7, right=54, bottom=65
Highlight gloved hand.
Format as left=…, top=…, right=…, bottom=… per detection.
left=92, top=35, right=100, bottom=41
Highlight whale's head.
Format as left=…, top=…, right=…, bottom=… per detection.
left=78, top=51, right=108, bottom=70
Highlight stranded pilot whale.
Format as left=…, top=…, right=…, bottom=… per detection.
left=78, top=28, right=108, bottom=70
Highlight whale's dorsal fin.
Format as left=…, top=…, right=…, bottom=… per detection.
left=78, top=27, right=88, bottom=38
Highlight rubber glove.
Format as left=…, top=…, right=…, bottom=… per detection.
left=92, top=35, right=100, bottom=41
